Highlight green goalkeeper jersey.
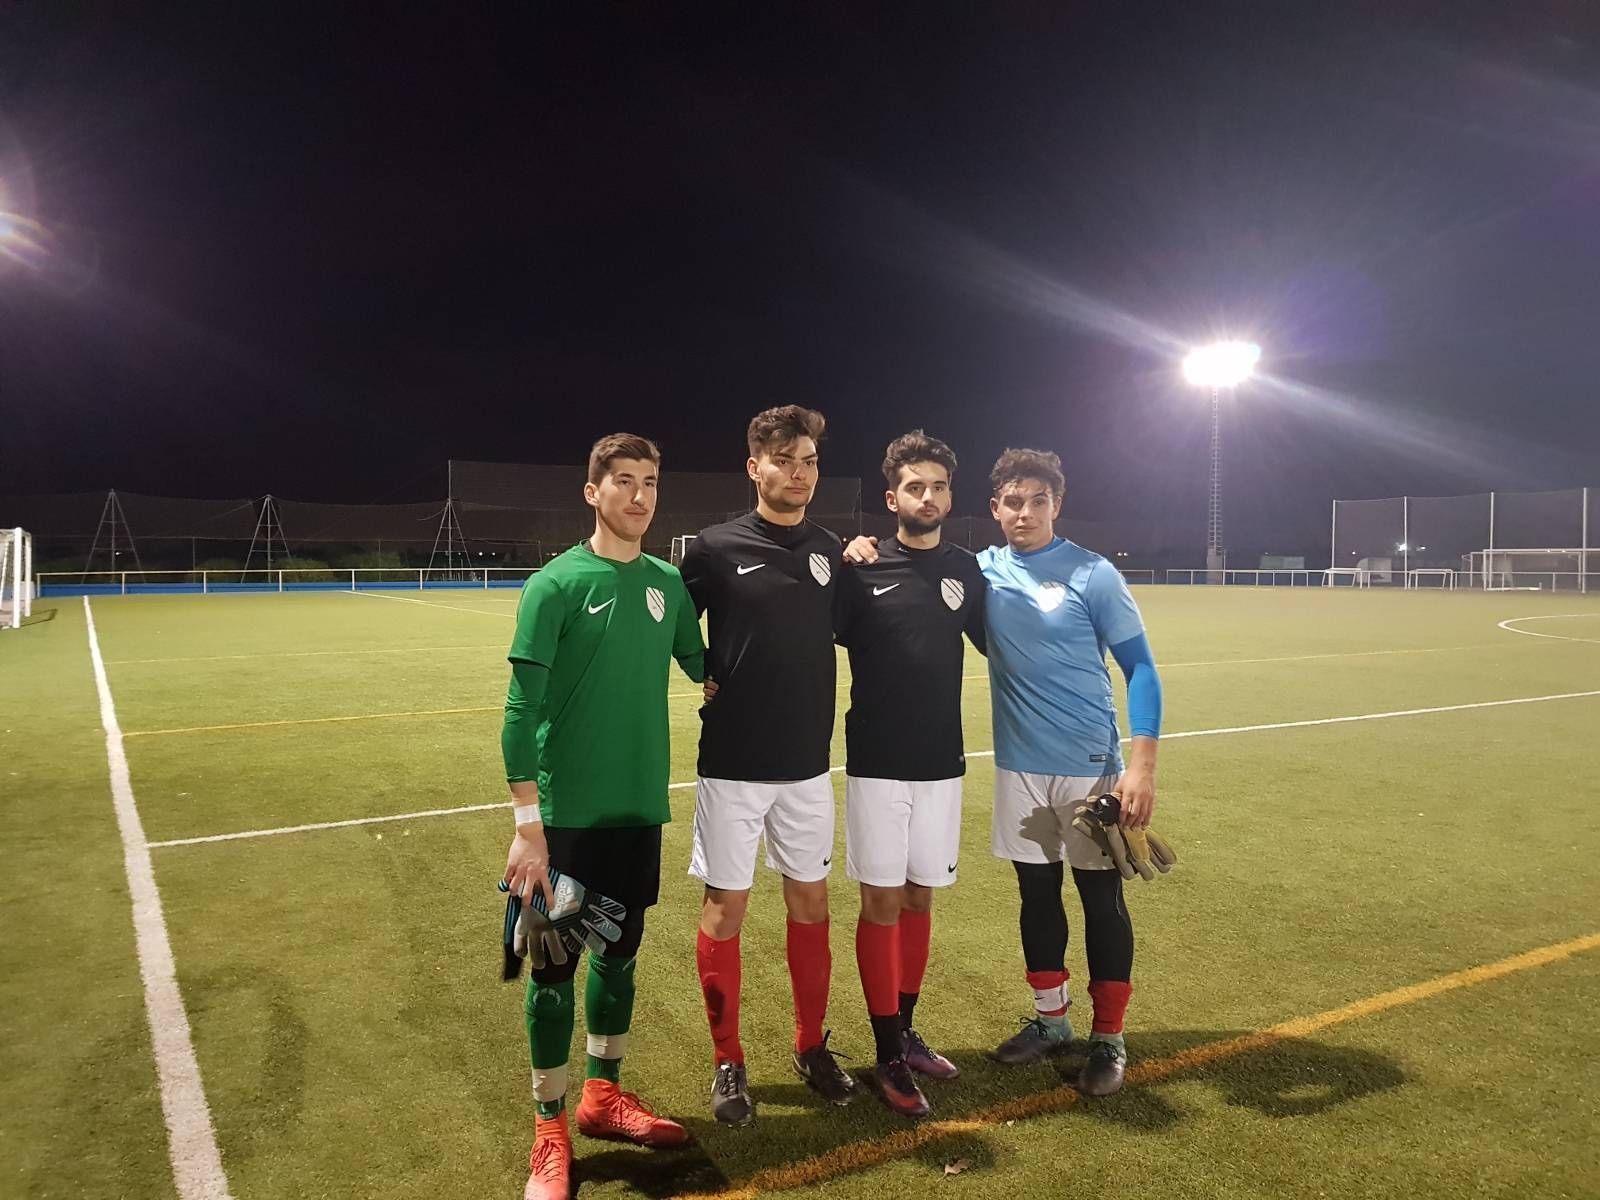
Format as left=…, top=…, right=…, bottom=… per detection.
left=505, top=542, right=705, bottom=828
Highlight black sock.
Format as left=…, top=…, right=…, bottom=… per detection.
left=898, top=991, right=919, bottom=1032
left=870, top=1014, right=904, bottom=1065
left=1071, top=867, right=1134, bottom=980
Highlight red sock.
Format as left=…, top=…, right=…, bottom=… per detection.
left=1088, top=979, right=1132, bottom=1034
left=786, top=918, right=832, bottom=1053
left=855, top=918, right=900, bottom=1017
left=897, top=909, right=931, bottom=997
left=1027, top=968, right=1070, bottom=1017
left=696, top=930, right=743, bottom=1065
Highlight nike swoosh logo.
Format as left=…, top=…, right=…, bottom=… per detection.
left=736, top=563, right=766, bottom=575
left=587, top=599, right=615, bottom=614
left=947, top=864, right=957, bottom=874
left=872, top=584, right=900, bottom=596
left=822, top=856, right=832, bottom=867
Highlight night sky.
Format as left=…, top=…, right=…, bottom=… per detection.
left=2, top=3, right=1598, bottom=558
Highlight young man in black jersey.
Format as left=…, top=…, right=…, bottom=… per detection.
left=834, top=431, right=987, bottom=1117
left=680, top=405, right=854, bottom=1126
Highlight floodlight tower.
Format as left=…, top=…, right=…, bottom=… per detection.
left=1182, top=341, right=1261, bottom=580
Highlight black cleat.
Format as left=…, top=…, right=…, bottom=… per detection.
left=793, top=1030, right=857, bottom=1105
left=711, top=1061, right=755, bottom=1127
left=1077, top=1039, right=1127, bottom=1097
left=988, top=1018, right=1074, bottom=1065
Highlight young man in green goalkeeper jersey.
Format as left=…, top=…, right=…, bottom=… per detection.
left=500, top=433, right=707, bottom=1200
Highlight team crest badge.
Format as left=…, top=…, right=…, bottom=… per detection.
left=1037, top=581, right=1066, bottom=613
left=809, top=553, right=832, bottom=586
left=940, top=578, right=964, bottom=611
left=645, top=586, right=665, bottom=623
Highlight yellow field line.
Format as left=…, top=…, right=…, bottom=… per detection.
left=123, top=706, right=498, bottom=738
left=674, top=930, right=1600, bottom=1200
left=107, top=644, right=506, bottom=666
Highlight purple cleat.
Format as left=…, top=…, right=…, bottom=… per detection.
left=902, top=1028, right=960, bottom=1080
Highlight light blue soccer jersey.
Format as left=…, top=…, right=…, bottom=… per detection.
left=979, top=537, right=1146, bottom=776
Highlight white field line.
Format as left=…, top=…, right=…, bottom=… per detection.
left=659, top=642, right=1517, bottom=700
left=119, top=637, right=1557, bottom=735
left=148, top=686, right=1600, bottom=850
left=147, top=802, right=511, bottom=848
left=346, top=591, right=513, bottom=617
left=1497, top=613, right=1600, bottom=645
left=83, top=597, right=234, bottom=1199
left=103, top=636, right=1511, bottom=683
left=108, top=644, right=505, bottom=666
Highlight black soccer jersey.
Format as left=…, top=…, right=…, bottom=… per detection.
left=835, top=537, right=987, bottom=781
left=681, top=512, right=843, bottom=782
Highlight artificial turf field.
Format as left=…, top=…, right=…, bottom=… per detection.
left=4, top=585, right=1600, bottom=1200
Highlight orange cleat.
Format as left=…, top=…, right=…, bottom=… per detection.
left=523, top=1111, right=572, bottom=1200
left=575, top=1078, right=688, bottom=1147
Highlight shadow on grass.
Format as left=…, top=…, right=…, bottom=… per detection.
left=17, top=605, right=58, bottom=627
left=641, top=1031, right=1405, bottom=1196
left=576, top=1141, right=732, bottom=1198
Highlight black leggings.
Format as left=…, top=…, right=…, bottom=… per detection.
left=1014, top=861, right=1133, bottom=982
left=529, top=906, right=647, bottom=986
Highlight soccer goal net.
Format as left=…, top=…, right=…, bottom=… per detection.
left=1464, top=549, right=1590, bottom=592
left=1405, top=568, right=1456, bottom=590
left=1322, top=567, right=1370, bottom=588
left=1, top=527, right=36, bottom=629
left=670, top=534, right=697, bottom=566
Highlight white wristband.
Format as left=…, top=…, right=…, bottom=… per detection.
left=513, top=804, right=542, bottom=827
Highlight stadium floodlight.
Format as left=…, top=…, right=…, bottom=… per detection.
left=1183, top=341, right=1261, bottom=578
left=1182, top=341, right=1260, bottom=388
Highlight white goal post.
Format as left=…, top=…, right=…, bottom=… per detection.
left=1321, top=567, right=1370, bottom=588
left=1405, top=568, right=1456, bottom=590
left=669, top=534, right=697, bottom=566
left=1464, top=548, right=1589, bottom=592
left=1, top=527, right=35, bottom=630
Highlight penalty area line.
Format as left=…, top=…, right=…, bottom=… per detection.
left=671, top=929, right=1600, bottom=1200
left=147, top=687, right=1600, bottom=848
left=124, top=705, right=500, bottom=738
left=84, top=597, right=234, bottom=1200
left=345, top=591, right=515, bottom=617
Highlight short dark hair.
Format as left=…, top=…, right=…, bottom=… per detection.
left=990, top=447, right=1065, bottom=499
left=747, top=405, right=826, bottom=459
left=588, top=432, right=660, bottom=485
left=882, top=429, right=958, bottom=487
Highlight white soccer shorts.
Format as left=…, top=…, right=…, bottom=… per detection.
left=844, top=775, right=964, bottom=888
left=991, top=768, right=1122, bottom=870
left=688, top=773, right=836, bottom=890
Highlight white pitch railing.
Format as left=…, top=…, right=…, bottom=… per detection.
left=37, top=566, right=541, bottom=596
left=1164, top=568, right=1319, bottom=586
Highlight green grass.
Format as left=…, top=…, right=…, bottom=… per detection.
left=5, top=586, right=1600, bottom=1199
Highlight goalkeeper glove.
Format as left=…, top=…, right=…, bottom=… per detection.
left=540, top=868, right=627, bottom=958
left=498, top=881, right=567, bottom=978
left=1070, top=793, right=1178, bottom=882
left=497, top=869, right=628, bottom=972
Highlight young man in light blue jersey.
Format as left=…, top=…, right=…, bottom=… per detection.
left=979, top=448, right=1163, bottom=1098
